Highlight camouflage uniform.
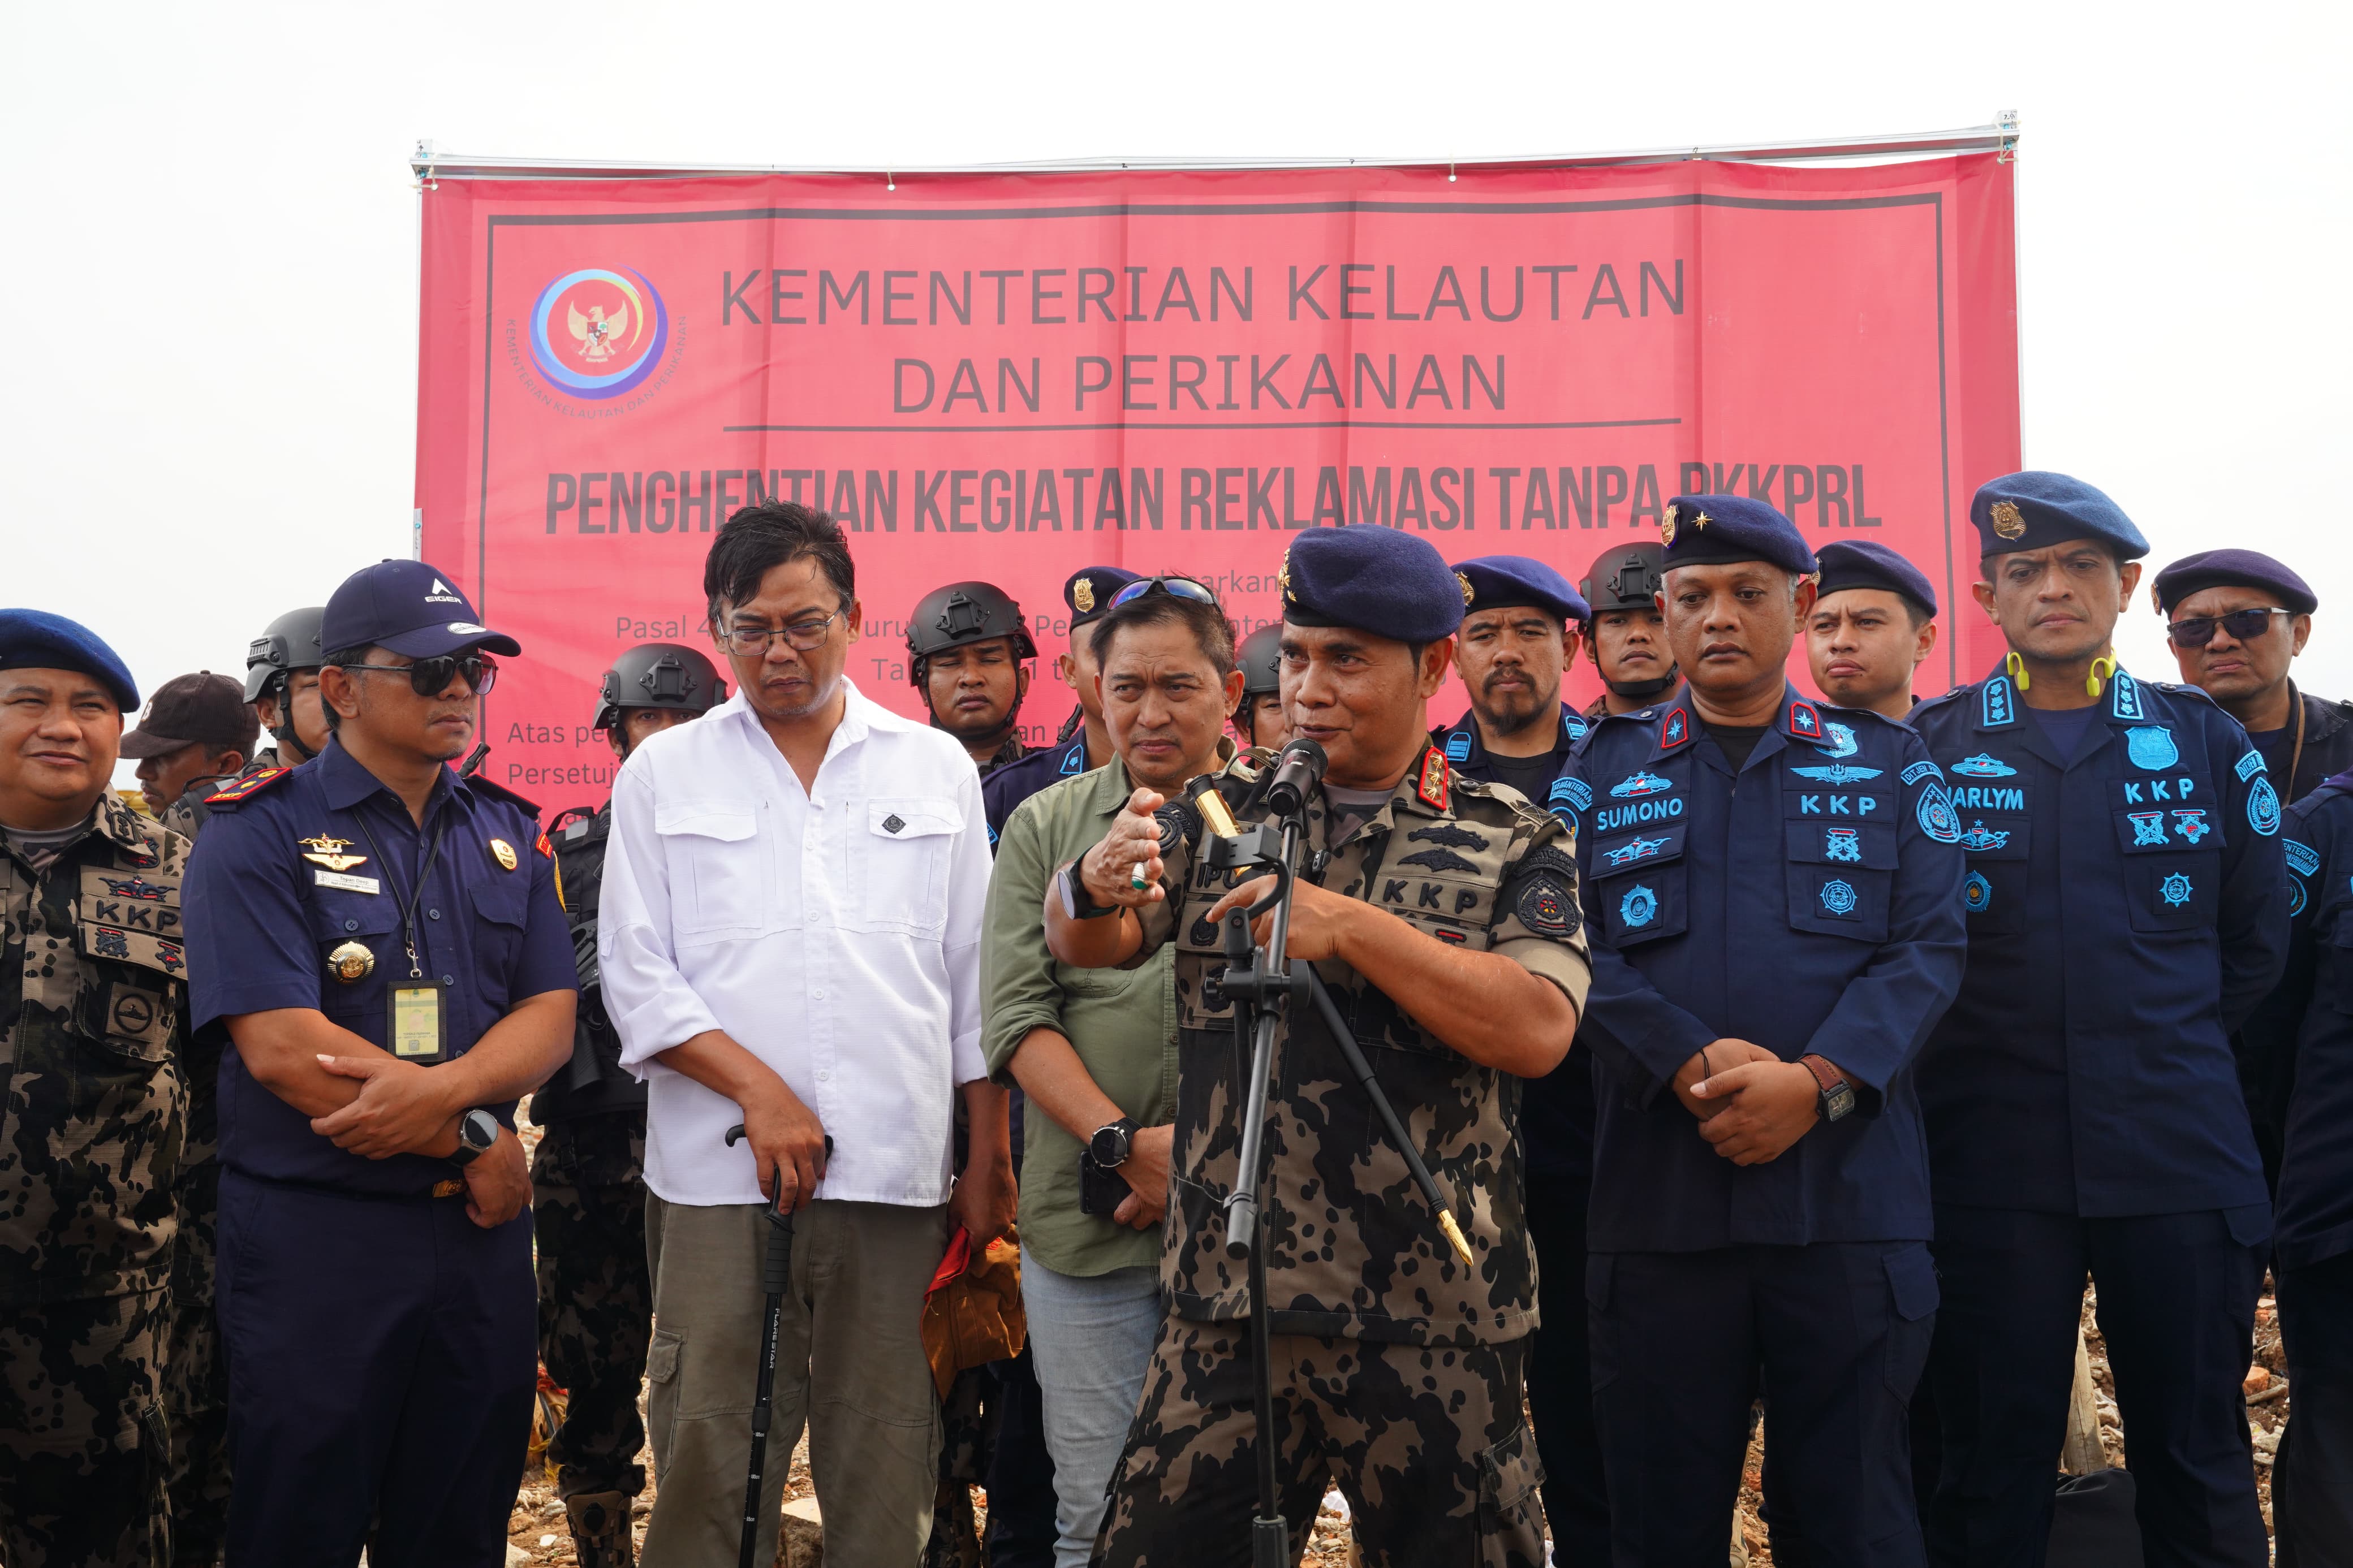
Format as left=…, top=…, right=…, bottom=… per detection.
left=1093, top=746, right=1589, bottom=1568
left=0, top=796, right=190, bottom=1568
left=534, top=804, right=651, bottom=1545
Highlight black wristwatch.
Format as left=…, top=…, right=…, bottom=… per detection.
left=448, top=1108, right=502, bottom=1168
left=1089, top=1117, right=1140, bottom=1168
left=1800, top=1056, right=1856, bottom=1123
left=1058, top=861, right=1120, bottom=921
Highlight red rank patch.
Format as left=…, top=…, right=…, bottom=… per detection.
left=535, top=829, right=554, bottom=859
left=1788, top=700, right=1822, bottom=738
left=1416, top=746, right=1450, bottom=811
left=205, top=767, right=288, bottom=804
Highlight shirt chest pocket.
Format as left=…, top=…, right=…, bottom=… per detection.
left=1955, top=816, right=2031, bottom=935
left=2110, top=801, right=2221, bottom=934
left=74, top=869, right=187, bottom=1062
left=656, top=802, right=773, bottom=941
left=850, top=797, right=959, bottom=935
left=307, top=892, right=401, bottom=1022
left=1590, top=823, right=1687, bottom=947
left=1782, top=820, right=1895, bottom=943
left=468, top=874, right=529, bottom=1003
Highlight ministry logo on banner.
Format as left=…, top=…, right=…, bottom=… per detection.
left=508, top=266, right=682, bottom=416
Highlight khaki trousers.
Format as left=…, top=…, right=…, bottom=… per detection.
left=642, top=1195, right=947, bottom=1568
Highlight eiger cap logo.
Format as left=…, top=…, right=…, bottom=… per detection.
left=425, top=578, right=463, bottom=604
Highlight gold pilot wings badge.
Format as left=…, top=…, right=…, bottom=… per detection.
left=297, top=835, right=369, bottom=872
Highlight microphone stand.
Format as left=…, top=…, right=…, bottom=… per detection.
left=1200, top=748, right=1484, bottom=1567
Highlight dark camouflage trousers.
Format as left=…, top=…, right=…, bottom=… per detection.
left=531, top=1115, right=650, bottom=1498
left=923, top=1363, right=994, bottom=1568
left=0, top=1288, right=171, bottom=1568
left=163, top=1160, right=228, bottom=1568
left=1095, top=1320, right=1548, bottom=1568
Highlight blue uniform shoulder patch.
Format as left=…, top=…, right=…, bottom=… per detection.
left=2235, top=749, right=2267, bottom=781
left=1551, top=776, right=1591, bottom=813
left=1444, top=731, right=1472, bottom=762
left=1901, top=759, right=1943, bottom=785
left=2248, top=776, right=2282, bottom=837
left=1916, top=780, right=1962, bottom=844
left=2286, top=838, right=2320, bottom=878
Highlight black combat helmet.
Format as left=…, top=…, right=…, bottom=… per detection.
left=904, top=581, right=1038, bottom=674
left=243, top=606, right=326, bottom=703
left=1237, top=625, right=1282, bottom=698
left=1579, top=542, right=1666, bottom=615
left=593, top=642, right=727, bottom=732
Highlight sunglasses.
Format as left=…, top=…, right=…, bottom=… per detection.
left=1108, top=576, right=1219, bottom=610
left=2165, top=608, right=2294, bottom=649
left=338, top=654, right=499, bottom=697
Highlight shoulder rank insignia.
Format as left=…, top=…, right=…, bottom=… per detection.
left=535, top=829, right=556, bottom=859
left=2109, top=670, right=2145, bottom=720
left=1980, top=676, right=2017, bottom=729
left=1416, top=746, right=1450, bottom=811
left=297, top=834, right=368, bottom=872
left=1658, top=708, right=1690, bottom=751
left=206, top=766, right=289, bottom=804
left=1788, top=701, right=1822, bottom=740
left=1058, top=741, right=1085, bottom=776
left=1443, top=731, right=1472, bottom=763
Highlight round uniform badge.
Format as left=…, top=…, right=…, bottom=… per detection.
left=1619, top=884, right=1659, bottom=929
left=1963, top=870, right=1993, bottom=914
left=111, top=992, right=157, bottom=1035
left=1820, top=879, right=1859, bottom=917
left=489, top=837, right=519, bottom=871
left=327, top=941, right=375, bottom=984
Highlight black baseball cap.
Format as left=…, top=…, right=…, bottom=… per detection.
left=321, top=560, right=522, bottom=660
left=120, top=672, right=260, bottom=759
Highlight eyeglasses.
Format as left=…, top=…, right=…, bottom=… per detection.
left=2166, top=607, right=2294, bottom=649
left=338, top=655, right=498, bottom=697
left=716, top=610, right=848, bottom=655
left=1107, top=576, right=1219, bottom=610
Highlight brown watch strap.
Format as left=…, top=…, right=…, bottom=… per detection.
left=1799, top=1054, right=1845, bottom=1094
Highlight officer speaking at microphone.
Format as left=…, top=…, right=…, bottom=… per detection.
left=1430, top=554, right=1610, bottom=1561
left=1559, top=495, right=1966, bottom=1566
left=1907, top=475, right=2285, bottom=1567
left=1047, top=526, right=1589, bottom=1567
left=535, top=641, right=725, bottom=1567
left=184, top=560, right=577, bottom=1566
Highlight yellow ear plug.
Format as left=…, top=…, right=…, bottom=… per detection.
left=2005, top=650, right=2032, bottom=692
left=2087, top=656, right=2117, bottom=698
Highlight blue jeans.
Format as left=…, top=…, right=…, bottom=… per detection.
left=1019, top=1247, right=1162, bottom=1568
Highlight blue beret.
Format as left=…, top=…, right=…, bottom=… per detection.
left=2151, top=548, right=2316, bottom=617
left=1814, top=539, right=1937, bottom=618
left=1065, top=566, right=1144, bottom=627
left=1281, top=528, right=1467, bottom=643
left=0, top=609, right=139, bottom=711
left=1970, top=472, right=2147, bottom=561
left=1659, top=494, right=1817, bottom=576
left=1453, top=555, right=1591, bottom=627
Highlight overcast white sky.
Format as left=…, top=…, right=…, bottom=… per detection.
left=5, top=1, right=2347, bottom=783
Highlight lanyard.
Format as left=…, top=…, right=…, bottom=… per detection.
left=350, top=801, right=453, bottom=982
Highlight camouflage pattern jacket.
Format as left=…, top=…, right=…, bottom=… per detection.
left=1130, top=746, right=1591, bottom=1346
left=1, top=796, right=188, bottom=1304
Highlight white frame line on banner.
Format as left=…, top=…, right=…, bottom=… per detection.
left=409, top=114, right=2018, bottom=184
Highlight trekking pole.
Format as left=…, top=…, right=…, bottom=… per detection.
left=723, top=1124, right=833, bottom=1568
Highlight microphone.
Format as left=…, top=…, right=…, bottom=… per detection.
left=1262, top=737, right=1328, bottom=819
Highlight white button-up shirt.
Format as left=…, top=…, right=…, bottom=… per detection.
left=598, top=681, right=991, bottom=1208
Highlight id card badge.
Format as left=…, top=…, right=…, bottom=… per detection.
left=388, top=979, right=449, bottom=1064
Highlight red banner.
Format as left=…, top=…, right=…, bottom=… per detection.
left=415, top=156, right=2018, bottom=807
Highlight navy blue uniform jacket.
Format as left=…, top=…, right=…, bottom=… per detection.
left=2238, top=772, right=2353, bottom=1269
left=183, top=742, right=576, bottom=1197
left=1562, top=685, right=1966, bottom=1252
left=1436, top=703, right=1594, bottom=1186
left=982, top=735, right=1091, bottom=847
left=1908, top=667, right=2286, bottom=1219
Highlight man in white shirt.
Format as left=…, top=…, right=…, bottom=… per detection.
left=598, top=501, right=1014, bottom=1565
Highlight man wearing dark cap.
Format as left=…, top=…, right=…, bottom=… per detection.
left=1807, top=539, right=1941, bottom=720
left=183, top=560, right=576, bottom=1565
left=2154, top=548, right=2353, bottom=806
left=1049, top=525, right=1588, bottom=1567
left=244, top=605, right=330, bottom=772
left=1578, top=540, right=1678, bottom=718
left=1908, top=473, right=2283, bottom=1567
left=909, top=580, right=1040, bottom=772
left=120, top=672, right=258, bottom=831
left=1558, top=495, right=1965, bottom=1565
left=1230, top=624, right=1287, bottom=750
left=0, top=610, right=187, bottom=1568
left=1430, top=553, right=1608, bottom=1559
left=984, top=565, right=1144, bottom=844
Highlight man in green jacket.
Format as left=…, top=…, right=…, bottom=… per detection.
left=981, top=578, right=1243, bottom=1568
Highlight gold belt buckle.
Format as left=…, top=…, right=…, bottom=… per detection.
left=431, top=1178, right=466, bottom=1199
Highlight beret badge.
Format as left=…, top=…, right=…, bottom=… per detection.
left=1456, top=571, right=1475, bottom=606
left=1278, top=557, right=1295, bottom=602
left=1072, top=576, right=1095, bottom=613
left=1990, top=500, right=2027, bottom=541
left=1660, top=503, right=1678, bottom=548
